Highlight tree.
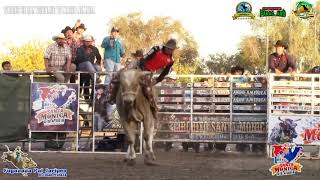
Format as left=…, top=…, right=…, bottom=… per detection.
left=109, top=12, right=200, bottom=74
left=238, top=36, right=266, bottom=73
left=0, top=40, right=48, bottom=71
left=204, top=53, right=243, bottom=74
left=243, top=2, right=320, bottom=73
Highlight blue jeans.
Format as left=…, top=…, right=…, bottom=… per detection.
left=78, top=61, right=102, bottom=80
left=94, top=113, right=105, bottom=132
left=104, top=59, right=122, bottom=85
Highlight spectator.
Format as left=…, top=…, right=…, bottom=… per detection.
left=229, top=66, right=251, bottom=152
left=61, top=26, right=77, bottom=64
left=101, top=27, right=125, bottom=84
left=126, top=49, right=144, bottom=69
left=308, top=66, right=320, bottom=74
left=75, top=35, right=102, bottom=83
left=1, top=61, right=11, bottom=71
left=231, top=66, right=244, bottom=75
left=62, top=26, right=78, bottom=83
left=94, top=85, right=108, bottom=132
left=44, top=33, right=76, bottom=83
left=1, top=61, right=25, bottom=77
left=268, top=40, right=296, bottom=74
left=73, top=20, right=86, bottom=43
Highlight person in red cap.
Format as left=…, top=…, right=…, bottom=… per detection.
left=108, top=39, right=179, bottom=118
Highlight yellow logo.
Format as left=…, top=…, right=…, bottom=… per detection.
left=2, top=145, right=37, bottom=176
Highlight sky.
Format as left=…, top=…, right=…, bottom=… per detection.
left=0, top=0, right=317, bottom=58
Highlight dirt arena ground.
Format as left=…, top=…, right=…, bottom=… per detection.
left=0, top=144, right=319, bottom=180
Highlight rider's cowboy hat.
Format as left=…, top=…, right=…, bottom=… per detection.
left=131, top=49, right=144, bottom=57
left=164, top=39, right=179, bottom=50
left=52, top=33, right=66, bottom=41
left=274, top=40, right=288, bottom=49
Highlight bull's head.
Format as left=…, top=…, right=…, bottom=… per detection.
left=278, top=117, right=300, bottom=140
left=119, top=69, right=152, bottom=106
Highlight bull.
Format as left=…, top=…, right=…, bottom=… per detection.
left=116, top=69, right=156, bottom=166
left=1, top=145, right=37, bottom=176
left=269, top=117, right=300, bottom=144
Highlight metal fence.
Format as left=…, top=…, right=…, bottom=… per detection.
left=0, top=71, right=319, bottom=158
left=154, top=74, right=267, bottom=144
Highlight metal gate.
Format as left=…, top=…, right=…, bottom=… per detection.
left=155, top=74, right=268, bottom=144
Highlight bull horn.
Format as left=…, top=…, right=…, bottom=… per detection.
left=4, top=145, right=10, bottom=152
left=278, top=117, right=284, bottom=122
left=295, top=119, right=302, bottom=122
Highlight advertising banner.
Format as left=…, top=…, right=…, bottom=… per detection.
left=268, top=116, right=320, bottom=145
left=30, top=83, right=78, bottom=131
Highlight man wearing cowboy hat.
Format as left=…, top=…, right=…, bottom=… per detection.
left=75, top=35, right=102, bottom=84
left=139, top=38, right=179, bottom=84
left=94, top=84, right=108, bottom=132
left=62, top=26, right=78, bottom=83
left=108, top=39, right=179, bottom=119
left=44, top=33, right=76, bottom=83
left=61, top=26, right=77, bottom=61
left=126, top=49, right=144, bottom=69
left=101, top=27, right=125, bottom=84
left=73, top=20, right=87, bottom=41
left=268, top=40, right=296, bottom=74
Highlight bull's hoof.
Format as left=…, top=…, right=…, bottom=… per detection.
left=126, top=159, right=136, bottom=166
left=151, top=153, right=156, bottom=161
left=144, top=159, right=158, bottom=166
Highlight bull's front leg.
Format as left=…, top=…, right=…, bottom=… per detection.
left=143, top=117, right=156, bottom=165
left=122, top=120, right=137, bottom=166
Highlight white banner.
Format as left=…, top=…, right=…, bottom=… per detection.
left=268, top=116, right=320, bottom=145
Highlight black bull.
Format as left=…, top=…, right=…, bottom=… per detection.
left=116, top=69, right=156, bottom=165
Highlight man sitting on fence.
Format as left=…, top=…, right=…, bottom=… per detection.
left=75, top=35, right=102, bottom=83
left=268, top=40, right=296, bottom=75
left=44, top=33, right=76, bottom=83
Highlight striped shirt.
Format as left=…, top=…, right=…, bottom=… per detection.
left=45, top=42, right=72, bottom=67
left=66, top=38, right=81, bottom=63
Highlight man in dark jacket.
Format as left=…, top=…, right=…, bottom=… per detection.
left=75, top=35, right=102, bottom=83
left=94, top=85, right=108, bottom=132
left=268, top=40, right=297, bottom=74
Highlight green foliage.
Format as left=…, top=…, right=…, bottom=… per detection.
left=110, top=12, right=200, bottom=74
left=243, top=3, right=320, bottom=73
left=0, top=40, right=49, bottom=71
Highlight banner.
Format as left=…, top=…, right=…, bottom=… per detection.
left=30, top=83, right=78, bottom=131
left=268, top=116, right=320, bottom=145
